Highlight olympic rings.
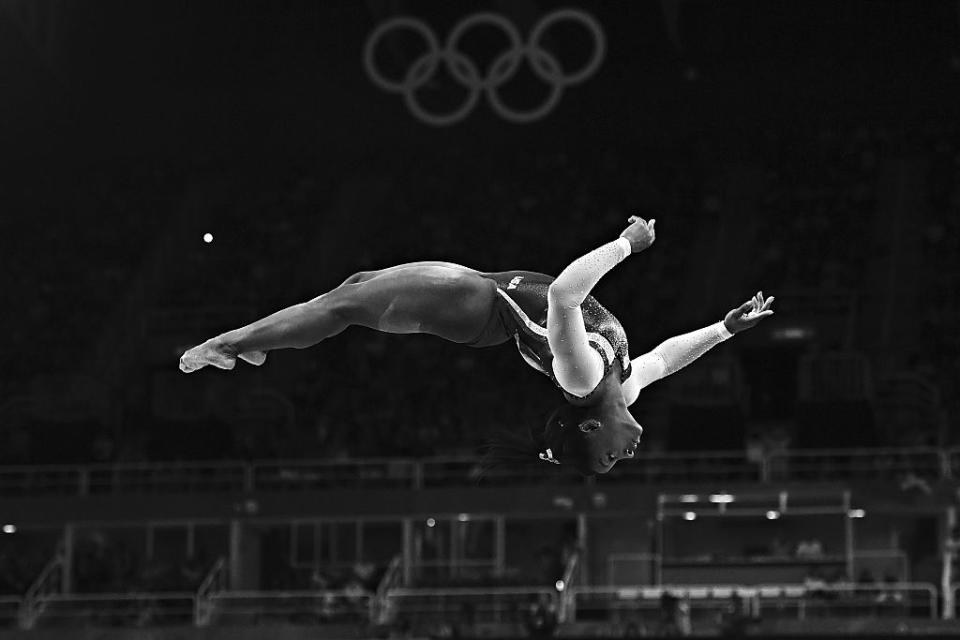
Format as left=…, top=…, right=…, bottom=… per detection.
left=363, top=9, right=606, bottom=126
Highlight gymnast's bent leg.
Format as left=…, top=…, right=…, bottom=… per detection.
left=179, top=263, right=497, bottom=372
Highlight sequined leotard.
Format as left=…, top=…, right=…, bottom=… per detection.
left=468, top=270, right=632, bottom=393
left=465, top=236, right=735, bottom=402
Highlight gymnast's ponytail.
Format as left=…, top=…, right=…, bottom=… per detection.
left=478, top=405, right=598, bottom=480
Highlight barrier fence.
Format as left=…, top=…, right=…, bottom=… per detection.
left=385, top=587, right=556, bottom=624
left=569, top=582, right=939, bottom=623
left=606, top=551, right=911, bottom=589
left=31, top=593, right=196, bottom=628
left=0, top=582, right=952, bottom=629
left=0, top=447, right=956, bottom=496
left=766, top=447, right=946, bottom=482
left=206, top=590, right=372, bottom=626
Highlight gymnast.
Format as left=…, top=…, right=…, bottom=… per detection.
left=179, top=216, right=775, bottom=475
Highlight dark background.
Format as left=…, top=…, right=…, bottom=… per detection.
left=1, top=0, right=959, bottom=465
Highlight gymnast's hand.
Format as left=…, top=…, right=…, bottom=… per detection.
left=724, top=291, right=775, bottom=334
left=619, top=216, right=656, bottom=253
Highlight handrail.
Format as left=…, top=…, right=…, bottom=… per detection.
left=388, top=586, right=555, bottom=597
left=18, top=552, right=64, bottom=629
left=0, top=446, right=956, bottom=496
left=211, top=589, right=373, bottom=598
left=194, top=556, right=227, bottom=627
left=206, top=590, right=374, bottom=624
left=385, top=586, right=556, bottom=624
left=373, top=555, right=403, bottom=623
left=558, top=551, right=579, bottom=622
left=41, top=591, right=196, bottom=602
left=31, top=592, right=197, bottom=627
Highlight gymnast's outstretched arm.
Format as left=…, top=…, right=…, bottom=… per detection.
left=621, top=291, right=776, bottom=406
left=547, top=216, right=656, bottom=397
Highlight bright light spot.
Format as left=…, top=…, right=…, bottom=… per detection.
left=680, top=494, right=699, bottom=503
left=709, top=494, right=735, bottom=504
left=2, top=525, right=15, bottom=534
left=683, top=512, right=697, bottom=521
left=426, top=517, right=436, bottom=528
left=555, top=579, right=566, bottom=592
left=766, top=511, right=780, bottom=520
left=203, top=233, right=214, bottom=244
left=772, top=327, right=810, bottom=340
left=457, top=513, right=469, bottom=522
left=849, top=509, right=866, bottom=519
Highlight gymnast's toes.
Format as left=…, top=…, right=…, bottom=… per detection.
left=178, top=340, right=237, bottom=373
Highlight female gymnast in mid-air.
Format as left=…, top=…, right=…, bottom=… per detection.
left=180, top=216, right=775, bottom=475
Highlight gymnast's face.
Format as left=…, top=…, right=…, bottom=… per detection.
left=579, top=413, right=644, bottom=475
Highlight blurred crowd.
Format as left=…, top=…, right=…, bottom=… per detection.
left=1, top=118, right=958, bottom=465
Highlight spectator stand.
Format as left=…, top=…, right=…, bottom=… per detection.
left=655, top=489, right=859, bottom=586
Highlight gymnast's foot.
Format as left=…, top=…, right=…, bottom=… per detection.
left=179, top=338, right=238, bottom=373
left=180, top=337, right=267, bottom=372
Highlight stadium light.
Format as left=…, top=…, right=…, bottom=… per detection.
left=1, top=525, right=15, bottom=534
left=848, top=509, right=866, bottom=519
left=683, top=512, right=697, bottom=521
left=772, top=327, right=811, bottom=340
left=680, top=494, right=699, bottom=503
left=426, top=517, right=436, bottom=528
left=708, top=494, right=734, bottom=504
left=457, top=513, right=469, bottom=522
left=766, top=511, right=780, bottom=520
left=203, top=232, right=213, bottom=244
left=555, top=579, right=565, bottom=592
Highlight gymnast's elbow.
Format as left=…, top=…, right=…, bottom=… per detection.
left=547, top=282, right=579, bottom=310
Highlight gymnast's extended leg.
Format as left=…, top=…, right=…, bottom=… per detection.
left=178, top=263, right=496, bottom=372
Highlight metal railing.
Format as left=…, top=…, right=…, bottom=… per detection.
left=568, top=582, right=939, bottom=622
left=30, top=592, right=196, bottom=628
left=207, top=590, right=373, bottom=626
left=767, top=447, right=947, bottom=482
left=0, top=447, right=955, bottom=496
left=84, top=462, right=247, bottom=494
left=558, top=551, right=580, bottom=622
left=5, top=583, right=946, bottom=628
left=610, top=450, right=761, bottom=484
left=372, top=555, right=404, bottom=624
left=18, top=552, right=64, bottom=629
left=605, top=550, right=909, bottom=589
left=385, top=586, right=556, bottom=624
left=195, top=556, right=228, bottom=626
left=0, top=461, right=247, bottom=496
left=253, top=458, right=419, bottom=491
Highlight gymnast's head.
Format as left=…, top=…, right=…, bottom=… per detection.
left=541, top=402, right=644, bottom=475
left=481, top=402, right=643, bottom=478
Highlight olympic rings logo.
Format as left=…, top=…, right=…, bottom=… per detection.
left=363, top=9, right=606, bottom=126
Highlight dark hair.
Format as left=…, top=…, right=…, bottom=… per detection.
left=479, top=404, right=605, bottom=479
